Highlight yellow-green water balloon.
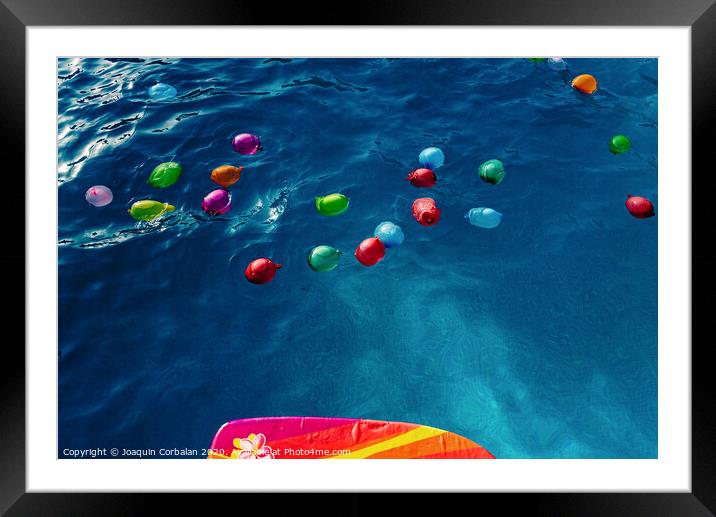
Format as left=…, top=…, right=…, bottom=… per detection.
left=128, top=200, right=175, bottom=221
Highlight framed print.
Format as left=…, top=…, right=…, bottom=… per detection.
left=3, top=0, right=714, bottom=513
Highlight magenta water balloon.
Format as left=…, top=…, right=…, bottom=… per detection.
left=232, top=133, right=261, bottom=155
left=202, top=189, right=232, bottom=215
left=85, top=185, right=113, bottom=207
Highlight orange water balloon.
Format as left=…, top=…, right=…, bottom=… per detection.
left=211, top=165, right=244, bottom=188
left=571, top=74, right=598, bottom=94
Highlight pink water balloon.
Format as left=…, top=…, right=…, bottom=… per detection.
left=85, top=185, right=113, bottom=207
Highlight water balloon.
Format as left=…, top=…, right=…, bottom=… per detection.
left=148, top=162, right=182, bottom=188
left=374, top=221, right=404, bottom=248
left=355, top=237, right=386, bottom=266
left=478, top=159, right=506, bottom=185
left=245, top=258, right=281, bottom=284
left=128, top=200, right=175, bottom=221
left=418, top=147, right=445, bottom=169
left=466, top=207, right=503, bottom=229
left=412, top=197, right=441, bottom=226
left=232, top=133, right=261, bottom=155
left=85, top=185, right=113, bottom=207
left=202, top=189, right=231, bottom=215
left=307, top=245, right=342, bottom=272
left=315, top=193, right=349, bottom=216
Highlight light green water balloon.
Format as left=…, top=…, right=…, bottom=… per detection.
left=307, top=245, right=342, bottom=272
left=315, top=193, right=349, bottom=216
left=128, top=200, right=175, bottom=221
left=148, top=162, right=182, bottom=188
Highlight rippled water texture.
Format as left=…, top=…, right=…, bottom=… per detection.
left=58, top=58, right=658, bottom=458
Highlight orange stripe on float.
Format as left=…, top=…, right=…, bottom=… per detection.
left=365, top=431, right=478, bottom=459
left=326, top=426, right=446, bottom=459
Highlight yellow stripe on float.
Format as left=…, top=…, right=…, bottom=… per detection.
left=325, top=426, right=446, bottom=459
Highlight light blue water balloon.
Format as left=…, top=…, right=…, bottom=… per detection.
left=418, top=147, right=445, bottom=170
left=148, top=82, right=177, bottom=101
left=465, top=207, right=503, bottom=229
left=374, top=221, right=404, bottom=248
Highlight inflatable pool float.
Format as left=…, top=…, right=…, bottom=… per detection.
left=207, top=417, right=494, bottom=459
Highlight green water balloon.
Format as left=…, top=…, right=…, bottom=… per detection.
left=609, top=135, right=632, bottom=155
left=307, top=245, right=342, bottom=272
left=315, top=193, right=349, bottom=216
left=478, top=159, right=506, bottom=185
left=128, top=200, right=176, bottom=221
left=148, top=162, right=182, bottom=188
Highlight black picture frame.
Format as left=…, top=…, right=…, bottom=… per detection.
left=2, top=0, right=713, bottom=513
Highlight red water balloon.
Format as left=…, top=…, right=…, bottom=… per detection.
left=245, top=258, right=282, bottom=284
left=412, top=197, right=441, bottom=226
left=354, top=237, right=385, bottom=267
left=406, top=168, right=437, bottom=188
left=625, top=195, right=655, bottom=219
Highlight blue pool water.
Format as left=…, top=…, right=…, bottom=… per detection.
left=58, top=58, right=658, bottom=459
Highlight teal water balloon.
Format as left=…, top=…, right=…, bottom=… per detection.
left=478, top=159, right=505, bottom=185
left=466, top=207, right=503, bottom=229
left=307, top=245, right=342, bottom=272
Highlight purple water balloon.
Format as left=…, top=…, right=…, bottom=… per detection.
left=232, top=133, right=261, bottom=155
left=85, top=185, right=113, bottom=207
left=202, top=189, right=232, bottom=215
